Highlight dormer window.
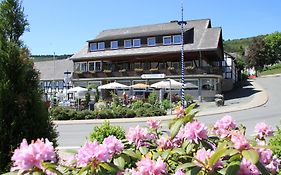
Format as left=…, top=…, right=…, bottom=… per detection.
left=89, top=43, right=97, bottom=51
left=124, top=40, right=132, bottom=48
left=147, top=37, right=156, bottom=46
left=133, top=39, right=141, bottom=47
left=111, top=41, right=118, bottom=49
left=98, top=42, right=105, bottom=50
left=163, top=36, right=172, bottom=45
left=173, top=35, right=181, bottom=44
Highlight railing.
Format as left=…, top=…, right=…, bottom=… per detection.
left=72, top=67, right=223, bottom=79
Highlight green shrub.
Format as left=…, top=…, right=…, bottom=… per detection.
left=161, top=99, right=171, bottom=110
left=131, top=100, right=143, bottom=110
left=88, top=120, right=125, bottom=143
left=50, top=107, right=77, bottom=120
left=269, top=126, right=281, bottom=159
left=96, top=109, right=114, bottom=119
left=148, top=91, right=157, bottom=105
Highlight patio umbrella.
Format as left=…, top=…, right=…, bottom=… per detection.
left=98, top=82, right=129, bottom=90
left=130, top=83, right=150, bottom=89
left=67, top=86, right=88, bottom=93
left=150, top=79, right=184, bottom=89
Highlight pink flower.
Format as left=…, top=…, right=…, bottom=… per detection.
left=75, top=140, right=111, bottom=167
left=238, top=158, right=260, bottom=175
left=157, top=136, right=174, bottom=149
left=213, top=115, right=236, bottom=138
left=257, top=148, right=273, bottom=165
left=147, top=119, right=161, bottom=129
left=134, top=157, right=166, bottom=175
left=126, top=125, right=154, bottom=148
left=254, top=122, right=273, bottom=139
left=231, top=131, right=250, bottom=150
left=173, top=169, right=185, bottom=175
left=195, top=148, right=222, bottom=170
left=11, top=139, right=56, bottom=172
left=178, top=120, right=208, bottom=144
left=76, top=141, right=99, bottom=167
left=103, top=135, right=124, bottom=154
left=265, top=156, right=281, bottom=174
left=175, top=105, right=184, bottom=118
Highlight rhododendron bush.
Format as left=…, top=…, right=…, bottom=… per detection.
left=8, top=104, right=281, bottom=175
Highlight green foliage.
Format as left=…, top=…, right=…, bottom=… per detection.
left=0, top=0, right=57, bottom=172
left=269, top=126, right=281, bottom=159
left=264, top=32, right=281, bottom=64
left=223, top=36, right=262, bottom=55
left=161, top=99, right=171, bottom=110
left=0, top=0, right=29, bottom=45
left=131, top=100, right=143, bottom=110
left=110, top=91, right=120, bottom=108
left=148, top=91, right=157, bottom=105
left=88, top=120, right=125, bottom=143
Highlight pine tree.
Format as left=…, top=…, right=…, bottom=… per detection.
left=0, top=0, right=57, bottom=172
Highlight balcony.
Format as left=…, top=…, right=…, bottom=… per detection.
left=72, top=67, right=223, bottom=79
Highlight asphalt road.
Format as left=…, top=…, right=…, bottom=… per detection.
left=56, top=76, right=281, bottom=148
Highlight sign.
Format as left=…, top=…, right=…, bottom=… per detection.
left=141, top=74, right=166, bottom=79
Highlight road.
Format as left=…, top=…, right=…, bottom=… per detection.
left=56, top=76, right=281, bottom=148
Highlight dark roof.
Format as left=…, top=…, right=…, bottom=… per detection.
left=71, top=19, right=223, bottom=60
left=88, top=21, right=193, bottom=42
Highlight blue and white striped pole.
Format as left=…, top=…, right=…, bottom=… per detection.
left=178, top=2, right=187, bottom=108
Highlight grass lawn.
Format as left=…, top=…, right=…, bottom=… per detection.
left=260, top=64, right=281, bottom=76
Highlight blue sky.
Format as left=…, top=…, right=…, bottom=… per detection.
left=21, top=0, right=281, bottom=55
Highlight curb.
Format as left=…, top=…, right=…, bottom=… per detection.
left=259, top=73, right=281, bottom=78
left=53, top=80, right=268, bottom=125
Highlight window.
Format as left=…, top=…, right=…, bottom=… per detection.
left=163, top=36, right=172, bottom=45
left=124, top=40, right=132, bottom=48
left=111, top=41, right=118, bottom=49
left=80, top=62, right=87, bottom=72
left=74, top=62, right=81, bottom=72
left=133, top=39, right=141, bottom=47
left=95, top=62, right=102, bottom=71
left=98, top=42, right=105, bottom=50
left=88, top=61, right=102, bottom=72
left=173, top=35, right=181, bottom=44
left=88, top=62, right=95, bottom=71
left=147, top=37, right=156, bottom=46
left=89, top=43, right=97, bottom=51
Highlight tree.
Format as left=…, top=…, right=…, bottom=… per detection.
left=0, top=0, right=28, bottom=45
left=0, top=0, right=57, bottom=173
left=245, top=37, right=267, bottom=72
left=264, top=32, right=281, bottom=65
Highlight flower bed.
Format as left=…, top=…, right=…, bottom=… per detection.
left=9, top=104, right=281, bottom=175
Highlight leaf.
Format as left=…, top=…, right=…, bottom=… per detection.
left=161, top=149, right=171, bottom=159
left=170, top=118, right=184, bottom=138
left=225, top=161, right=240, bottom=175
left=99, top=162, right=119, bottom=173
left=123, top=149, right=141, bottom=159
left=186, top=143, right=194, bottom=154
left=173, top=148, right=186, bottom=155
left=139, top=146, right=148, bottom=155
left=78, top=164, right=91, bottom=175
left=186, top=166, right=202, bottom=175
left=209, top=147, right=227, bottom=168
left=255, top=161, right=270, bottom=175
left=113, top=156, right=125, bottom=169
left=176, top=163, right=196, bottom=171
left=2, top=173, right=17, bottom=175
left=242, top=149, right=259, bottom=164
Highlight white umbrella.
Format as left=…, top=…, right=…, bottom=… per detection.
left=150, top=79, right=184, bottom=89
left=67, top=86, right=88, bottom=93
left=98, top=82, right=129, bottom=90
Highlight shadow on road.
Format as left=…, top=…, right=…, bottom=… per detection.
left=224, top=80, right=261, bottom=100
